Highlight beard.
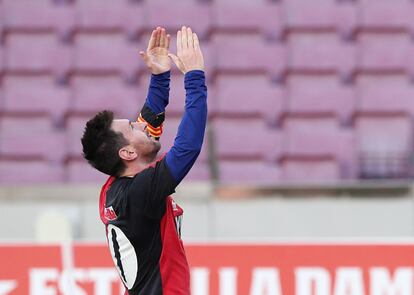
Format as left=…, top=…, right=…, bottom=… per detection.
left=142, top=139, right=161, bottom=162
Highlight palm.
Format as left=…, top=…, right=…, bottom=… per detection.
left=140, top=27, right=171, bottom=75
left=147, top=47, right=170, bottom=73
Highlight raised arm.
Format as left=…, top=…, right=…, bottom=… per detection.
left=138, top=27, right=172, bottom=139
left=166, top=27, right=207, bottom=183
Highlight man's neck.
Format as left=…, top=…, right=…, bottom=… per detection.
left=119, top=157, right=155, bottom=178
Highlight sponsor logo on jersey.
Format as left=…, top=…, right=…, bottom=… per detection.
left=104, top=206, right=118, bottom=221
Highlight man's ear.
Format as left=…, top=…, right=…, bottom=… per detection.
left=119, top=146, right=138, bottom=161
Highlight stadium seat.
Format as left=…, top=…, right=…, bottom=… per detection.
left=74, top=0, right=144, bottom=37
left=358, top=0, right=414, bottom=32
left=70, top=75, right=143, bottom=119
left=286, top=75, right=355, bottom=122
left=183, top=161, right=210, bottom=182
left=212, top=1, right=282, bottom=38
left=357, top=75, right=414, bottom=115
left=145, top=2, right=212, bottom=39
left=66, top=159, right=107, bottom=184
left=288, top=32, right=356, bottom=78
left=355, top=114, right=413, bottom=178
left=284, top=0, right=357, bottom=36
left=0, top=46, right=4, bottom=74
left=211, top=33, right=286, bottom=80
left=214, top=74, right=285, bottom=124
left=0, top=160, right=64, bottom=184
left=218, top=160, right=280, bottom=185
left=65, top=116, right=89, bottom=160
left=0, top=116, right=66, bottom=163
left=357, top=33, right=412, bottom=74
left=159, top=117, right=209, bottom=163
left=4, top=33, right=71, bottom=78
left=2, top=0, right=75, bottom=37
left=280, top=156, right=341, bottom=183
left=2, top=75, right=70, bottom=122
left=72, top=33, right=141, bottom=80
left=281, top=116, right=356, bottom=178
left=211, top=118, right=282, bottom=162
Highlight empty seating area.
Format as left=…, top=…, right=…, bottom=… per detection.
left=1, top=0, right=414, bottom=184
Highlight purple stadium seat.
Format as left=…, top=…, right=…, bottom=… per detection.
left=281, top=116, right=356, bottom=178
left=214, top=74, right=285, bottom=123
left=359, top=0, right=414, bottom=32
left=72, top=33, right=141, bottom=80
left=355, top=114, right=413, bottom=178
left=287, top=75, right=355, bottom=122
left=161, top=75, right=186, bottom=115
left=357, top=33, right=412, bottom=74
left=357, top=76, right=414, bottom=115
left=159, top=117, right=209, bottom=162
left=218, top=160, right=280, bottom=185
left=213, top=1, right=282, bottom=38
left=288, top=33, right=356, bottom=78
left=75, top=0, right=144, bottom=36
left=0, top=116, right=65, bottom=163
left=284, top=0, right=357, bottom=35
left=66, top=159, right=107, bottom=184
left=66, top=116, right=89, bottom=160
left=212, top=118, right=281, bottom=162
left=0, top=47, right=4, bottom=73
left=212, top=33, right=286, bottom=79
left=0, top=160, right=64, bottom=184
left=2, top=75, right=70, bottom=122
left=145, top=2, right=211, bottom=38
left=280, top=156, right=340, bottom=183
left=4, top=33, right=71, bottom=77
left=71, top=75, right=142, bottom=119
left=183, top=161, right=210, bottom=182
left=2, top=0, right=75, bottom=37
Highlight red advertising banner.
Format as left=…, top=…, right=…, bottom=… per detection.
left=0, top=243, right=414, bottom=294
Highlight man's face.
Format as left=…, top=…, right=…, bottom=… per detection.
left=111, top=119, right=161, bottom=160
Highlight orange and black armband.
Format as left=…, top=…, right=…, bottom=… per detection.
left=137, top=104, right=165, bottom=139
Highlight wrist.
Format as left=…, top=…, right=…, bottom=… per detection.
left=151, top=70, right=171, bottom=79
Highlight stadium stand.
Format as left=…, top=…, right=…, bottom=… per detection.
left=1, top=0, right=414, bottom=184
left=2, top=75, right=70, bottom=123
left=4, top=32, right=71, bottom=78
left=0, top=116, right=66, bottom=163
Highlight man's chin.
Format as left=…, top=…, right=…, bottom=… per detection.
left=146, top=141, right=162, bottom=161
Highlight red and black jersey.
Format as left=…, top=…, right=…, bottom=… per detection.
left=99, top=157, right=190, bottom=295
left=98, top=70, right=207, bottom=294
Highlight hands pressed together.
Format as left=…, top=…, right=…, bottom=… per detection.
left=139, top=26, right=205, bottom=75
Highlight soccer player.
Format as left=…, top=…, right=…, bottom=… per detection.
left=81, top=26, right=207, bottom=295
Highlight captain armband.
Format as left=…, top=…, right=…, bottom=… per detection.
left=137, top=105, right=165, bottom=139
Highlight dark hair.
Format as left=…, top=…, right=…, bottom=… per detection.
left=81, top=110, right=128, bottom=177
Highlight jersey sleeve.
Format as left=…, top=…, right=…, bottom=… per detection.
left=137, top=71, right=171, bottom=139
left=165, top=70, right=208, bottom=183
left=126, top=156, right=176, bottom=219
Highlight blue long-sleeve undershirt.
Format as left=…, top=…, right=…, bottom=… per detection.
left=145, top=71, right=170, bottom=115
left=165, top=70, right=208, bottom=183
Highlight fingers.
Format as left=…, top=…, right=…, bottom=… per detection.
left=181, top=26, right=188, bottom=50
left=168, top=53, right=185, bottom=74
left=168, top=53, right=180, bottom=66
left=147, top=29, right=157, bottom=51
left=155, top=26, right=161, bottom=47
left=187, top=27, right=194, bottom=49
left=193, top=33, right=200, bottom=51
left=166, top=34, right=171, bottom=50
left=159, top=28, right=166, bottom=48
